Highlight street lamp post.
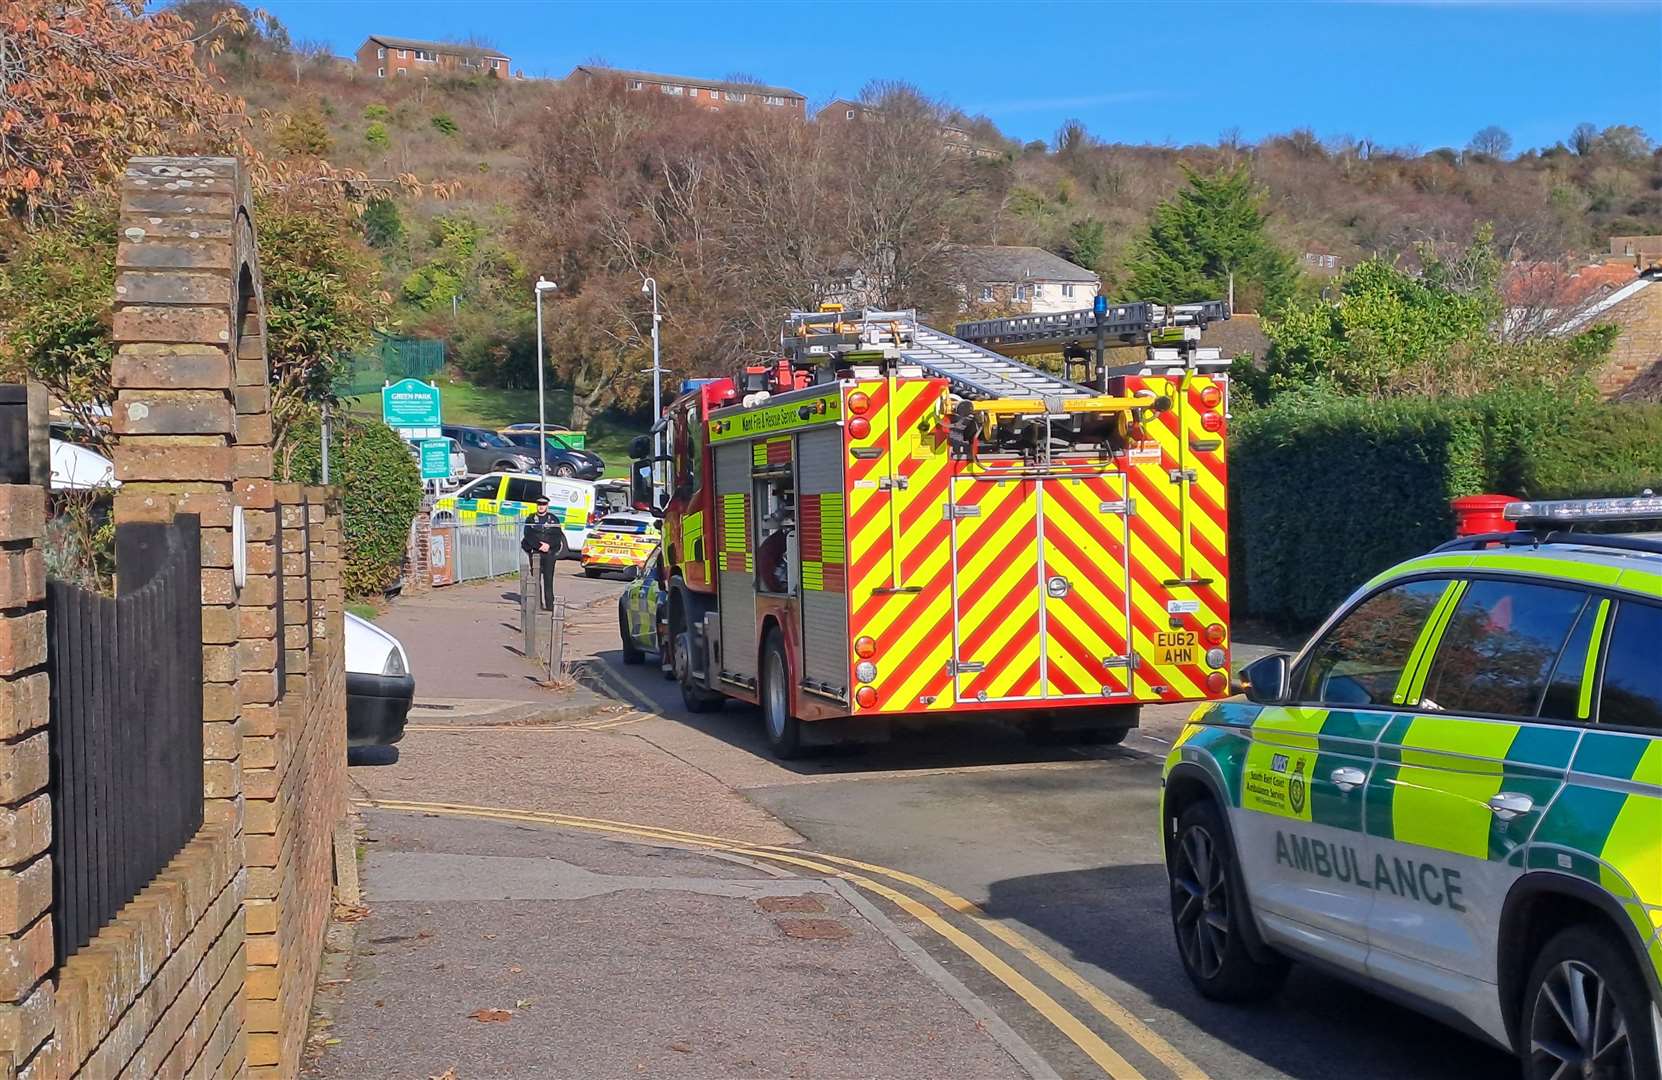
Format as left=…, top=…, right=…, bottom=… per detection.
left=534, top=277, right=558, bottom=484
left=641, top=277, right=662, bottom=506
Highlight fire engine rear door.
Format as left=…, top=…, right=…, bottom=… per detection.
left=1039, top=474, right=1135, bottom=699
left=949, top=474, right=1044, bottom=703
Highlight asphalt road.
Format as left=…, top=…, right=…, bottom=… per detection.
left=562, top=568, right=1519, bottom=1080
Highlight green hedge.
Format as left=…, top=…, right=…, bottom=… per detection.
left=1233, top=390, right=1662, bottom=626
left=283, top=414, right=422, bottom=597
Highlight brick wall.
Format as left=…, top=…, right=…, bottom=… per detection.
left=1594, top=280, right=1662, bottom=396
left=0, top=156, right=350, bottom=1079
left=244, top=489, right=344, bottom=1078
left=0, top=484, right=52, bottom=1079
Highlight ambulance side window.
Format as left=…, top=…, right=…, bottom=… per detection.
left=504, top=477, right=542, bottom=504
left=1418, top=580, right=1587, bottom=718
left=1597, top=601, right=1662, bottom=731
left=1299, top=578, right=1450, bottom=707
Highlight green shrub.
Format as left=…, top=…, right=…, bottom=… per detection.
left=282, top=414, right=421, bottom=597
left=1231, top=390, right=1662, bottom=626
left=365, top=122, right=389, bottom=150
left=430, top=113, right=459, bottom=137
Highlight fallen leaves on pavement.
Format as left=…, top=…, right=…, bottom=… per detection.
left=333, top=903, right=371, bottom=922
left=466, top=1008, right=512, bottom=1023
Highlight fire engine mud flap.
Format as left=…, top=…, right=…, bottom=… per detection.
left=799, top=715, right=892, bottom=747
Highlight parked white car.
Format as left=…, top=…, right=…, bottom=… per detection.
left=344, top=612, right=413, bottom=747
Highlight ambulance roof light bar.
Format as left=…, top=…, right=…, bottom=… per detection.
left=1503, top=493, right=1662, bottom=526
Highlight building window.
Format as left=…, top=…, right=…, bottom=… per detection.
left=980, top=287, right=994, bottom=302
left=396, top=68, right=407, bottom=76
left=846, top=109, right=856, bottom=120
left=414, top=49, right=431, bottom=61
left=1014, top=286, right=1027, bottom=301
left=1033, top=283, right=1044, bottom=296
left=726, top=91, right=745, bottom=102
left=662, top=84, right=683, bottom=95
left=626, top=79, right=642, bottom=90
left=377, top=67, right=385, bottom=78
left=689, top=87, right=700, bottom=97
left=1061, top=284, right=1074, bottom=298
left=398, top=49, right=407, bottom=58
left=377, top=46, right=386, bottom=59
left=762, top=95, right=785, bottom=106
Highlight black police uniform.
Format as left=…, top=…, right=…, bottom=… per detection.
left=520, top=507, right=561, bottom=609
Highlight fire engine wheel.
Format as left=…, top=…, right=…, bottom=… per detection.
left=761, top=633, right=803, bottom=759
left=675, top=632, right=723, bottom=713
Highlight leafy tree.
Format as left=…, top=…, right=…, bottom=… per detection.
left=361, top=197, right=404, bottom=249
left=0, top=0, right=252, bottom=219
left=363, top=103, right=392, bottom=123
left=430, top=114, right=459, bottom=137
left=1063, top=218, right=1106, bottom=272
left=401, top=216, right=521, bottom=313
left=1571, top=122, right=1599, bottom=156
left=247, top=193, right=386, bottom=443
left=1594, top=124, right=1653, bottom=160
left=1467, top=126, right=1512, bottom=159
left=0, top=201, right=119, bottom=441
left=365, top=122, right=390, bottom=150
left=1125, top=164, right=1297, bottom=313
left=1262, top=227, right=1614, bottom=400
left=275, top=108, right=332, bottom=156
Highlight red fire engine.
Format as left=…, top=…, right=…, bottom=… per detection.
left=633, top=304, right=1232, bottom=758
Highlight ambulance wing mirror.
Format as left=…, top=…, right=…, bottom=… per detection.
left=1239, top=654, right=1292, bottom=705
left=627, top=435, right=652, bottom=461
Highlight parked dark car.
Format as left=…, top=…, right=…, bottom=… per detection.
left=440, top=424, right=538, bottom=477
left=498, top=431, right=604, bottom=480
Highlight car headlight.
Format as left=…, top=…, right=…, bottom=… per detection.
left=382, top=648, right=407, bottom=677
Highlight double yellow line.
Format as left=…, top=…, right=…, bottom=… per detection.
left=355, top=797, right=1206, bottom=1080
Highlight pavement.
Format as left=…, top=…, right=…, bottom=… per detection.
left=310, top=564, right=1514, bottom=1080
left=309, top=569, right=1046, bottom=1080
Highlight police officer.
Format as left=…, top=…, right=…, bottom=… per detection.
left=520, top=495, right=560, bottom=610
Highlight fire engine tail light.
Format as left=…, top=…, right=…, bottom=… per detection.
left=854, top=636, right=876, bottom=659
left=1198, top=385, right=1223, bottom=409
left=848, top=392, right=871, bottom=415
left=1203, top=623, right=1226, bottom=645
left=1205, top=671, right=1229, bottom=696
left=855, top=686, right=878, bottom=709
left=848, top=417, right=871, bottom=439
left=855, top=660, right=878, bottom=684
left=1201, top=412, right=1224, bottom=433
left=1205, top=648, right=1227, bottom=670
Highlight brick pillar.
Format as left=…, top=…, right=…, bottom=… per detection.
left=110, top=155, right=264, bottom=1079
left=0, top=485, right=54, bottom=1080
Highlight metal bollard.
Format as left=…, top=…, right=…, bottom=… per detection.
left=546, top=597, right=567, bottom=681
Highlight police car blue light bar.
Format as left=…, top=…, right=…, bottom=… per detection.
left=1503, top=493, right=1662, bottom=524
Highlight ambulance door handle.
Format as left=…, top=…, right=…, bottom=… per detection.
left=1487, top=792, right=1534, bottom=821
left=1329, top=767, right=1365, bottom=793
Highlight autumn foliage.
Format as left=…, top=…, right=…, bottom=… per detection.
left=0, top=0, right=254, bottom=218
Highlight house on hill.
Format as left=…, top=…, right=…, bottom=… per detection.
left=817, top=99, right=1000, bottom=158
left=950, top=246, right=1100, bottom=314
left=567, top=66, right=805, bottom=114
left=356, top=35, right=510, bottom=79
left=1555, top=267, right=1662, bottom=399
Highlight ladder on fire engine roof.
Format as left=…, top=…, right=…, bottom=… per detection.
left=952, top=300, right=1230, bottom=357
left=844, top=309, right=1094, bottom=401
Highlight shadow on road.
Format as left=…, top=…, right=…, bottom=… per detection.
left=983, top=865, right=1513, bottom=1080
left=588, top=648, right=1147, bottom=777
left=347, top=746, right=401, bottom=767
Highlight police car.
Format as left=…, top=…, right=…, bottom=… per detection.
left=1162, top=496, right=1662, bottom=1079
left=617, top=546, right=671, bottom=677
left=580, top=511, right=661, bottom=579
left=431, top=472, right=596, bottom=557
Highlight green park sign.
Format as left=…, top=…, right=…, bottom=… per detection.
left=382, top=379, right=442, bottom=430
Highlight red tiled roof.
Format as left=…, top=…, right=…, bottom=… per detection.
left=1503, top=260, right=1638, bottom=307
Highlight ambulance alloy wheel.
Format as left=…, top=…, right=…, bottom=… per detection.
left=760, top=632, right=802, bottom=759
left=1522, top=925, right=1660, bottom=1080
left=1168, top=800, right=1288, bottom=1002
left=618, top=601, right=644, bottom=666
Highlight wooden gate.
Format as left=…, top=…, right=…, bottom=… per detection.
left=46, top=516, right=204, bottom=962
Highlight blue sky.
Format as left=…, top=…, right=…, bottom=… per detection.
left=259, top=0, right=1662, bottom=152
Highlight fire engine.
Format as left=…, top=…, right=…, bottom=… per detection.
left=633, top=302, right=1233, bottom=758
